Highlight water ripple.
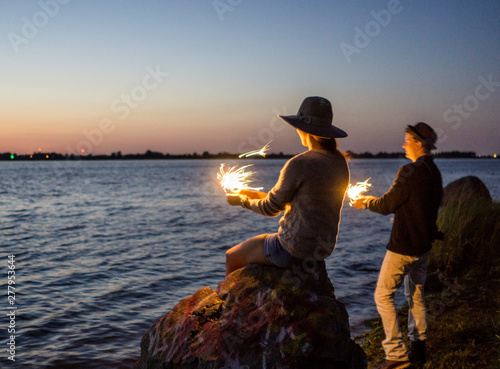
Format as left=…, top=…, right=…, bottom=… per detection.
left=1, top=159, right=498, bottom=367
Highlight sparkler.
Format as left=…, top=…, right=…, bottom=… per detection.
left=238, top=140, right=273, bottom=158
left=217, top=141, right=272, bottom=193
left=217, top=163, right=264, bottom=193
left=346, top=178, right=372, bottom=206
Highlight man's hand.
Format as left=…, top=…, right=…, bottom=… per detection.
left=352, top=196, right=376, bottom=209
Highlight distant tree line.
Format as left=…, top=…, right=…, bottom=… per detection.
left=345, top=151, right=405, bottom=159
left=433, top=151, right=478, bottom=158
left=345, top=151, right=479, bottom=159
left=0, top=150, right=493, bottom=161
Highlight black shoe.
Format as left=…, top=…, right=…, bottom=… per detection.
left=408, top=340, right=427, bottom=362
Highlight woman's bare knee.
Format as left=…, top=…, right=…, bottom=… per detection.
left=224, top=235, right=268, bottom=276
left=225, top=245, right=242, bottom=275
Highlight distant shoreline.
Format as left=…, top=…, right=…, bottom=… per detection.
left=1, top=150, right=497, bottom=161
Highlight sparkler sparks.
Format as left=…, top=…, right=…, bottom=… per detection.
left=238, top=140, right=273, bottom=158
left=346, top=178, right=372, bottom=206
left=218, top=141, right=273, bottom=193
left=217, top=163, right=264, bottom=193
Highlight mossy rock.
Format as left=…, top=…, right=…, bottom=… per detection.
left=135, top=263, right=367, bottom=369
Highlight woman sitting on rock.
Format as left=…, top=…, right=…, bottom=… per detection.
left=225, top=96, right=350, bottom=276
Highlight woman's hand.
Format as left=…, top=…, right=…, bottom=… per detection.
left=238, top=189, right=267, bottom=199
left=226, top=194, right=242, bottom=206
left=226, top=189, right=266, bottom=206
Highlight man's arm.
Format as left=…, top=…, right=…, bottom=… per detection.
left=352, top=196, right=376, bottom=209
left=353, top=166, right=412, bottom=215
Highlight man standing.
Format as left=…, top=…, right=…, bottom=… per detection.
left=353, top=122, right=442, bottom=369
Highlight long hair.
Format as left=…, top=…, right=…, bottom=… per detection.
left=313, top=136, right=349, bottom=159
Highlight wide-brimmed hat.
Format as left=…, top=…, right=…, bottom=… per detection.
left=278, top=96, right=347, bottom=139
left=406, top=122, right=437, bottom=150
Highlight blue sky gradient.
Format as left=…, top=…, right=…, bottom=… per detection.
left=1, top=0, right=499, bottom=155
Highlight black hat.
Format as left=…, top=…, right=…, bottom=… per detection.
left=278, top=96, right=348, bottom=139
left=406, top=122, right=437, bottom=150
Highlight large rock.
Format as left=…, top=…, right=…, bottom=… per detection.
left=429, top=176, right=498, bottom=278
left=442, top=175, right=492, bottom=206
left=135, top=262, right=366, bottom=369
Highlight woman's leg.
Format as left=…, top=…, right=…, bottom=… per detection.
left=225, top=234, right=270, bottom=276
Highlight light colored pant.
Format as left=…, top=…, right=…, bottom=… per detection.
left=374, top=250, right=429, bottom=361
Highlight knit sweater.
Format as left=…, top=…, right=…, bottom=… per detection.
left=366, top=155, right=443, bottom=256
left=242, top=149, right=349, bottom=260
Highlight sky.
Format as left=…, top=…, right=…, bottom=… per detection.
left=1, top=0, right=499, bottom=156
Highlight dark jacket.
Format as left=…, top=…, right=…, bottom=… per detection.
left=366, top=155, right=443, bottom=256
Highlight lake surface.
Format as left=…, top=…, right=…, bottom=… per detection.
left=1, top=158, right=499, bottom=368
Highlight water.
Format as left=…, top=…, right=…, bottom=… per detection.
left=1, top=158, right=499, bottom=368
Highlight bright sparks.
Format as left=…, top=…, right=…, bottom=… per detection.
left=238, top=140, right=273, bottom=158
left=346, top=178, right=372, bottom=206
left=217, top=163, right=263, bottom=193
left=218, top=141, right=270, bottom=194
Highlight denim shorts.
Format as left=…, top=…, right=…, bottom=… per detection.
left=263, top=233, right=301, bottom=268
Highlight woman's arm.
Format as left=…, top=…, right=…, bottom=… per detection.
left=226, top=156, right=300, bottom=215
left=238, top=189, right=267, bottom=199
left=226, top=189, right=267, bottom=207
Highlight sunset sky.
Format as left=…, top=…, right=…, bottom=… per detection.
left=1, top=0, right=499, bottom=156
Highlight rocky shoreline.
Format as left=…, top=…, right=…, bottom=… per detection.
left=134, top=261, right=366, bottom=369
left=134, top=176, right=499, bottom=368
